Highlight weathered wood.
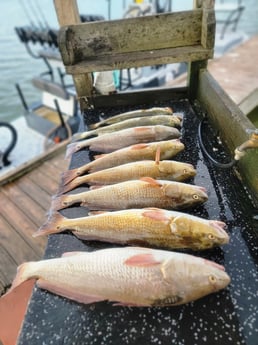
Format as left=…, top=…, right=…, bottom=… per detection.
left=197, top=70, right=258, bottom=204
left=2, top=183, right=46, bottom=228
left=65, top=45, right=213, bottom=75
left=201, top=0, right=216, bottom=49
left=59, top=11, right=203, bottom=66
left=187, top=60, right=207, bottom=100
left=54, top=0, right=94, bottom=106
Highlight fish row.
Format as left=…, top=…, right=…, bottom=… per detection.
left=5, top=107, right=230, bottom=308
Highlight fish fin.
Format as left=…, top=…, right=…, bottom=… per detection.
left=133, top=127, right=149, bottom=133
left=71, top=132, right=87, bottom=141
left=94, top=153, right=107, bottom=160
left=88, top=211, right=110, bottom=216
left=124, top=253, right=161, bottom=267
left=37, top=279, right=105, bottom=304
left=155, top=146, right=161, bottom=165
left=140, top=177, right=161, bottom=186
left=112, top=302, right=149, bottom=307
left=50, top=195, right=70, bottom=211
left=56, top=179, right=77, bottom=195
left=33, top=212, right=66, bottom=237
left=131, top=143, right=148, bottom=150
left=89, top=185, right=105, bottom=190
left=65, top=142, right=82, bottom=160
left=60, top=168, right=81, bottom=186
left=142, top=209, right=170, bottom=222
left=5, top=262, right=35, bottom=295
left=61, top=251, right=87, bottom=257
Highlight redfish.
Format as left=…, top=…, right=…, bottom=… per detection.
left=35, top=208, right=229, bottom=250
left=58, top=160, right=196, bottom=195
left=6, top=247, right=230, bottom=306
left=88, top=107, right=173, bottom=130
left=66, top=125, right=181, bottom=159
left=73, top=115, right=181, bottom=141
left=61, top=139, right=184, bottom=186
left=51, top=177, right=208, bottom=212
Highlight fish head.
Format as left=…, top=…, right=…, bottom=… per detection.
left=162, top=182, right=208, bottom=208
left=162, top=254, right=230, bottom=304
left=170, top=215, right=229, bottom=250
left=165, top=140, right=185, bottom=155
left=168, top=116, right=182, bottom=127
left=159, top=161, right=196, bottom=181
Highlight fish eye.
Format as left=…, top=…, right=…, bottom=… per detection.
left=208, top=234, right=215, bottom=240
left=192, top=194, right=199, bottom=200
left=209, top=275, right=217, bottom=283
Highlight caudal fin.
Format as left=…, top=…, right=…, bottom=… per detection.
left=56, top=178, right=80, bottom=195
left=5, top=262, right=35, bottom=295
left=33, top=212, right=66, bottom=237
left=50, top=194, right=71, bottom=212
left=60, top=168, right=81, bottom=186
left=65, top=142, right=81, bottom=160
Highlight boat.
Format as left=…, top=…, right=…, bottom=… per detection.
left=12, top=1, right=257, bottom=345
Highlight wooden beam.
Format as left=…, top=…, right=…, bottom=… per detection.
left=54, top=0, right=93, bottom=106
left=197, top=70, right=258, bottom=204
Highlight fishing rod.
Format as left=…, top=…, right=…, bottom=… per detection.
left=19, top=0, right=38, bottom=29
left=27, top=0, right=45, bottom=30
left=34, top=0, right=51, bottom=29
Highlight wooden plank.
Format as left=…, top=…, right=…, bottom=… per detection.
left=59, top=11, right=203, bottom=66
left=38, top=161, right=63, bottom=184
left=0, top=216, right=41, bottom=266
left=65, top=45, right=213, bottom=75
left=197, top=70, right=258, bottom=205
left=27, top=169, right=60, bottom=196
left=0, top=245, right=17, bottom=294
left=0, top=192, right=46, bottom=253
left=1, top=183, right=46, bottom=228
left=200, top=0, right=216, bottom=50
left=16, top=176, right=52, bottom=211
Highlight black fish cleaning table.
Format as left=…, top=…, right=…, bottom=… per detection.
left=17, top=99, right=258, bottom=345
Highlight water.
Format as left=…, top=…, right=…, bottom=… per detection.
left=0, top=0, right=257, bottom=123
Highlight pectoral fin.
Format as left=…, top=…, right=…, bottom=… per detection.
left=124, top=253, right=161, bottom=267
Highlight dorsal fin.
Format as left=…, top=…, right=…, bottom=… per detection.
left=155, top=146, right=161, bottom=165
left=131, top=143, right=148, bottom=150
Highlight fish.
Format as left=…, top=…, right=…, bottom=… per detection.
left=72, top=115, right=182, bottom=141
left=61, top=139, right=184, bottom=186
left=6, top=246, right=230, bottom=306
left=66, top=125, right=181, bottom=159
left=57, top=160, right=196, bottom=195
left=51, top=177, right=208, bottom=212
left=34, top=208, right=229, bottom=250
left=89, top=106, right=174, bottom=130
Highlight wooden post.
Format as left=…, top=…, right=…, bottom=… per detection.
left=188, top=0, right=215, bottom=99
left=54, top=0, right=94, bottom=109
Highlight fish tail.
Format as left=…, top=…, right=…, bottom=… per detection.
left=71, top=131, right=89, bottom=141
left=50, top=194, right=72, bottom=211
left=5, top=262, right=36, bottom=295
left=65, top=142, right=82, bottom=160
left=56, top=178, right=79, bottom=195
left=60, top=168, right=81, bottom=186
left=33, top=212, right=66, bottom=237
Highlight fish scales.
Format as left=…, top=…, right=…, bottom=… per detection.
left=61, top=140, right=185, bottom=186
left=58, top=160, right=196, bottom=195
left=66, top=125, right=181, bottom=158
left=35, top=209, right=229, bottom=250
left=6, top=247, right=230, bottom=306
left=51, top=178, right=208, bottom=212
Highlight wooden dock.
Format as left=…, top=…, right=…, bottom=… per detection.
left=0, top=150, right=68, bottom=295
left=168, top=35, right=258, bottom=106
